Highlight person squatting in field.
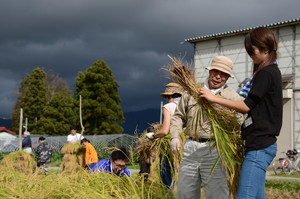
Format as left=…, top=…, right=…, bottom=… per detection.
left=90, top=147, right=131, bottom=177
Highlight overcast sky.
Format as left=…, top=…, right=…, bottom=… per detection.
left=0, top=0, right=299, bottom=118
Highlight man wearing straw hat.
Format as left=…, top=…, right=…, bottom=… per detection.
left=170, top=56, right=244, bottom=199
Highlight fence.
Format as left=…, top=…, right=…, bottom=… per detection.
left=0, top=134, right=138, bottom=152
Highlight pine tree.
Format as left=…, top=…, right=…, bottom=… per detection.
left=75, top=60, right=125, bottom=135
left=11, top=69, right=76, bottom=135
left=11, top=68, right=48, bottom=134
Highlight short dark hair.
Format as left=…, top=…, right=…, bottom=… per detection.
left=81, top=138, right=90, bottom=144
left=39, top=136, right=46, bottom=141
left=70, top=126, right=77, bottom=130
left=111, top=147, right=129, bottom=161
left=170, top=93, right=181, bottom=98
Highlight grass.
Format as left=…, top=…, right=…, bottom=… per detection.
left=127, top=164, right=140, bottom=170
left=266, top=179, right=300, bottom=191
left=270, top=173, right=300, bottom=178
left=266, top=179, right=300, bottom=199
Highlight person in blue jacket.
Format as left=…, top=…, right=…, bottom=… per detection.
left=90, top=147, right=131, bottom=177
left=22, top=131, right=32, bottom=153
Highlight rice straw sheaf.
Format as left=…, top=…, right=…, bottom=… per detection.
left=135, top=123, right=187, bottom=190
left=163, top=56, right=245, bottom=198
left=61, top=142, right=85, bottom=173
left=0, top=151, right=36, bottom=174
left=0, top=165, right=173, bottom=199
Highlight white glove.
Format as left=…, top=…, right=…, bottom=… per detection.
left=170, top=138, right=181, bottom=154
left=146, top=132, right=155, bottom=140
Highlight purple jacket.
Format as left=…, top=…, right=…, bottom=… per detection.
left=90, top=158, right=131, bottom=177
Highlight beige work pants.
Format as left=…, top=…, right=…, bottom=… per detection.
left=176, top=139, right=229, bottom=199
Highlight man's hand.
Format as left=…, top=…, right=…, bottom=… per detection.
left=146, top=132, right=156, bottom=140
left=170, top=138, right=181, bottom=154
left=199, top=87, right=216, bottom=103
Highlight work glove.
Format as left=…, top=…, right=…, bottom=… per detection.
left=170, top=138, right=181, bottom=154
left=146, top=132, right=156, bottom=140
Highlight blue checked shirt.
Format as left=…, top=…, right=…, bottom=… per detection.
left=90, top=158, right=131, bottom=177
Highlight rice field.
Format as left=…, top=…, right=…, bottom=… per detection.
left=0, top=151, right=173, bottom=199
left=0, top=151, right=299, bottom=199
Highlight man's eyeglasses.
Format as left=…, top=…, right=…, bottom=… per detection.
left=113, top=161, right=126, bottom=169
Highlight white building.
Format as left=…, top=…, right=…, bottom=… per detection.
left=185, top=18, right=300, bottom=158
left=0, top=127, right=17, bottom=146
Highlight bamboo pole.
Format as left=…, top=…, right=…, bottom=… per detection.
left=24, top=118, right=28, bottom=132
left=159, top=101, right=163, bottom=124
left=19, top=108, right=23, bottom=151
left=79, top=95, right=85, bottom=138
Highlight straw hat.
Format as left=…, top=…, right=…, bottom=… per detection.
left=206, top=56, right=234, bottom=78
left=160, top=83, right=184, bottom=99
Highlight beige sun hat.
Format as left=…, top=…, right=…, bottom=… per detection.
left=206, top=56, right=234, bottom=78
left=160, top=83, right=184, bottom=99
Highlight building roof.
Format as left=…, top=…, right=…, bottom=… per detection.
left=185, top=18, right=300, bottom=43
left=0, top=127, right=17, bottom=135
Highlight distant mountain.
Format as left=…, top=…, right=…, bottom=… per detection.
left=0, top=118, right=11, bottom=128
left=122, top=108, right=161, bottom=136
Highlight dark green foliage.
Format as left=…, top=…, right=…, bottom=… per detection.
left=97, top=150, right=111, bottom=160
left=11, top=68, right=48, bottom=134
left=39, top=71, right=76, bottom=135
left=75, top=60, right=125, bottom=135
left=49, top=151, right=64, bottom=166
left=11, top=69, right=75, bottom=135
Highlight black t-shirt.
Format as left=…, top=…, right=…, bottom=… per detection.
left=242, top=64, right=283, bottom=151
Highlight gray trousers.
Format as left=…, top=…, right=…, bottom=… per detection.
left=176, top=139, right=229, bottom=199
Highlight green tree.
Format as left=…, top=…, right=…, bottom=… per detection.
left=38, top=71, right=76, bottom=135
left=11, top=68, right=48, bottom=134
left=11, top=69, right=76, bottom=135
left=75, top=60, right=125, bottom=135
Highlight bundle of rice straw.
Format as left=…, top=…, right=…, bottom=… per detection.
left=61, top=142, right=85, bottom=173
left=0, top=151, right=36, bottom=174
left=135, top=123, right=187, bottom=190
left=0, top=164, right=174, bottom=199
left=163, top=56, right=245, bottom=198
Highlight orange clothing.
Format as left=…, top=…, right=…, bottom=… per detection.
left=85, top=143, right=98, bottom=165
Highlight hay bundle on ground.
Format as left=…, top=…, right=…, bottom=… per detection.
left=0, top=165, right=174, bottom=199
left=163, top=56, right=245, bottom=198
left=0, top=151, right=36, bottom=174
left=135, top=123, right=187, bottom=189
left=61, top=142, right=85, bottom=173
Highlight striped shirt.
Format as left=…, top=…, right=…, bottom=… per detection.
left=239, top=75, right=253, bottom=98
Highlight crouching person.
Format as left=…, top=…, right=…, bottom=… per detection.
left=90, top=147, right=131, bottom=177
left=36, top=136, right=53, bottom=176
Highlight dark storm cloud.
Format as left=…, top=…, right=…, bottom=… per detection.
left=0, top=0, right=300, bottom=117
